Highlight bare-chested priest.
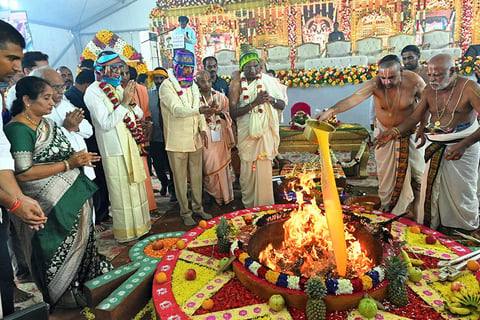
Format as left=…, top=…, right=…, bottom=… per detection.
left=317, top=54, right=426, bottom=216
left=375, top=54, right=480, bottom=234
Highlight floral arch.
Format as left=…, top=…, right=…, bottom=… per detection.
left=80, top=30, right=148, bottom=74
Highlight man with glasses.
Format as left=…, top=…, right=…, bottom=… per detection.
left=84, top=51, right=151, bottom=243
left=56, top=65, right=74, bottom=90
left=202, top=56, right=228, bottom=97
left=229, top=44, right=286, bottom=208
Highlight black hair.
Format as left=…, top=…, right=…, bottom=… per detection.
left=136, top=73, right=147, bottom=84
left=128, top=66, right=137, bottom=81
left=202, top=56, right=217, bottom=69
left=267, top=69, right=276, bottom=77
left=0, top=20, right=25, bottom=50
left=378, top=54, right=401, bottom=69
left=178, top=16, right=189, bottom=24
left=21, top=51, right=49, bottom=71
left=75, top=70, right=94, bottom=85
left=80, top=59, right=94, bottom=70
left=401, top=45, right=420, bottom=56
left=11, top=76, right=50, bottom=116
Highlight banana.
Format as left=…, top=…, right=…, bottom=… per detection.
left=448, top=305, right=472, bottom=315
left=401, top=249, right=413, bottom=268
left=410, top=258, right=424, bottom=266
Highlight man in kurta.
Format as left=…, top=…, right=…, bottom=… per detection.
left=159, top=50, right=215, bottom=226
left=84, top=51, right=150, bottom=243
left=229, top=45, right=286, bottom=208
left=196, top=70, right=234, bottom=206
left=375, top=54, right=480, bottom=234
left=318, top=55, right=426, bottom=217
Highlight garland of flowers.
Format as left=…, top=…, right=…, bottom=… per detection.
left=330, top=140, right=368, bottom=168
left=287, top=5, right=297, bottom=70
left=240, top=72, right=263, bottom=113
left=340, top=0, right=352, bottom=39
left=81, top=30, right=148, bottom=75
left=205, top=3, right=224, bottom=15
left=255, top=21, right=277, bottom=35
left=167, top=69, right=200, bottom=109
left=201, top=91, right=222, bottom=132
left=99, top=82, right=146, bottom=154
left=459, top=0, right=473, bottom=52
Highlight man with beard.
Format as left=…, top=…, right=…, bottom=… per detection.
left=375, top=54, right=480, bottom=235
left=318, top=55, right=426, bottom=217
left=159, top=50, right=215, bottom=226
left=401, top=45, right=428, bottom=83
left=229, top=44, right=286, bottom=208
left=84, top=51, right=150, bottom=243
left=56, top=65, right=74, bottom=90
left=202, top=56, right=229, bottom=97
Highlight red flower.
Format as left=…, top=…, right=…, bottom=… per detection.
left=243, top=95, right=249, bottom=100
left=177, top=90, right=183, bottom=96
left=259, top=109, right=263, bottom=113
left=242, top=87, right=247, bottom=90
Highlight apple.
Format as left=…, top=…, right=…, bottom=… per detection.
left=185, top=268, right=196, bottom=280
left=152, top=239, right=164, bottom=250
left=425, top=235, right=437, bottom=245
left=269, top=294, right=285, bottom=311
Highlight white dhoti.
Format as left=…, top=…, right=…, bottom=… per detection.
left=417, top=122, right=480, bottom=230
left=374, top=120, right=425, bottom=215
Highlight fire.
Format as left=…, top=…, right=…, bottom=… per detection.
left=259, top=174, right=374, bottom=279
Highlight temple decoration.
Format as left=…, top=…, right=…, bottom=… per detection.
left=80, top=30, right=148, bottom=74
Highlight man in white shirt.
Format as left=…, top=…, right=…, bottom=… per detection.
left=173, top=16, right=197, bottom=57
left=0, top=20, right=46, bottom=318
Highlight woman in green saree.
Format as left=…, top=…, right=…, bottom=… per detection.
left=4, top=76, right=112, bottom=308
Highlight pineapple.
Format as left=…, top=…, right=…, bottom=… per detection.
left=305, top=278, right=327, bottom=320
left=385, top=254, right=409, bottom=306
left=216, top=217, right=232, bottom=253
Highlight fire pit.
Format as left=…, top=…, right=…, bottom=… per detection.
left=231, top=205, right=389, bottom=311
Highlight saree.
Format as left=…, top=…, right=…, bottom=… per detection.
left=4, top=118, right=112, bottom=306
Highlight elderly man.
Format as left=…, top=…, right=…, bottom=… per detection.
left=229, top=44, right=286, bottom=208
left=196, top=70, right=234, bottom=206
left=318, top=55, right=426, bottom=216
left=84, top=51, right=150, bottom=243
left=160, top=50, right=214, bottom=226
left=0, top=20, right=46, bottom=317
left=375, top=54, right=480, bottom=234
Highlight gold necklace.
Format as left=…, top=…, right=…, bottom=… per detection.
left=384, top=81, right=402, bottom=118
left=434, top=78, right=457, bottom=127
left=23, top=112, right=40, bottom=126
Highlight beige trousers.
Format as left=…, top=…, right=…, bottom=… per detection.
left=167, top=148, right=204, bottom=217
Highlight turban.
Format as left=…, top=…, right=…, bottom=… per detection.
left=174, top=50, right=195, bottom=68
left=239, top=44, right=259, bottom=71
left=147, top=69, right=168, bottom=88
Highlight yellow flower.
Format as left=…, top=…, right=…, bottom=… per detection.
left=354, top=79, right=359, bottom=84
left=239, top=252, right=249, bottom=264
left=361, top=275, right=373, bottom=290
left=466, top=66, right=472, bottom=74
left=315, top=83, right=320, bottom=87
left=122, top=45, right=133, bottom=59
left=305, top=83, right=310, bottom=88
left=265, top=270, right=280, bottom=284
left=82, top=48, right=97, bottom=61
left=97, top=30, right=113, bottom=44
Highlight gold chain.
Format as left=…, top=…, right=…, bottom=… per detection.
left=434, top=77, right=457, bottom=127
left=22, top=112, right=40, bottom=126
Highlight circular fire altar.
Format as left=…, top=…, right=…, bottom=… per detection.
left=150, top=204, right=480, bottom=319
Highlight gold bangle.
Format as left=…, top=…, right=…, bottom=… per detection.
left=391, top=127, right=401, bottom=137
left=63, top=160, right=70, bottom=172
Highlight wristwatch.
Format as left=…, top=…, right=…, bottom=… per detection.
left=273, top=98, right=277, bottom=105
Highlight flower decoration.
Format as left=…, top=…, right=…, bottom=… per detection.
left=456, top=55, right=480, bottom=75
left=459, top=0, right=473, bottom=52
left=340, top=0, right=351, bottom=39
left=149, top=7, right=165, bottom=19
left=205, top=3, right=225, bottom=15
left=255, top=21, right=277, bottom=36
left=269, top=0, right=289, bottom=5
left=80, top=30, right=148, bottom=76
left=287, top=6, right=297, bottom=70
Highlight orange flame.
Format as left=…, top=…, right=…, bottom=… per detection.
left=258, top=174, right=374, bottom=278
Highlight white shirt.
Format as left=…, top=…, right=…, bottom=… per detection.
left=5, top=85, right=15, bottom=111
left=44, top=97, right=95, bottom=180
left=84, top=81, right=143, bottom=157
left=0, top=98, right=14, bottom=171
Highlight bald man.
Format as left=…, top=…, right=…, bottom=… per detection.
left=375, top=54, right=480, bottom=235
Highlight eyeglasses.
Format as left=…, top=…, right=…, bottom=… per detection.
left=51, top=85, right=66, bottom=91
